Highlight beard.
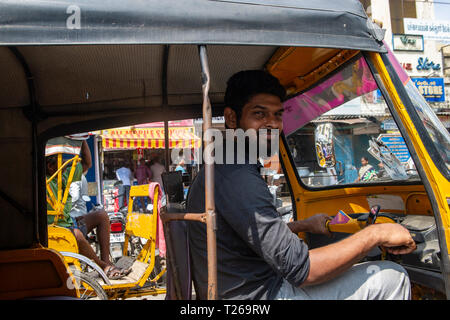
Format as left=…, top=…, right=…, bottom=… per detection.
left=256, top=129, right=280, bottom=159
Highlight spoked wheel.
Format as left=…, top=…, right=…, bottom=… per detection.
left=71, top=270, right=108, bottom=300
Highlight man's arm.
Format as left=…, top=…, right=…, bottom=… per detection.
left=80, top=140, right=92, bottom=174
left=301, top=223, right=416, bottom=287
left=287, top=214, right=331, bottom=236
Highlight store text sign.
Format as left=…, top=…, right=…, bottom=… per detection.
left=416, top=57, right=441, bottom=71
left=411, top=78, right=445, bottom=102
left=392, top=34, right=424, bottom=51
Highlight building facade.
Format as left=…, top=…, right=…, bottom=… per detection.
left=361, top=0, right=450, bottom=129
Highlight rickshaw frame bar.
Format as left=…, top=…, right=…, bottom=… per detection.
left=199, top=45, right=218, bottom=300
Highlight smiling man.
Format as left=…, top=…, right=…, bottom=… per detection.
left=186, top=70, right=416, bottom=300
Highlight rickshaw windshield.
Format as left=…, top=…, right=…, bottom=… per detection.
left=283, top=55, right=422, bottom=188
left=404, top=80, right=450, bottom=172
left=383, top=47, right=450, bottom=180
left=405, top=79, right=450, bottom=169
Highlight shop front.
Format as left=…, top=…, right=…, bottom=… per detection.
left=96, top=121, right=201, bottom=209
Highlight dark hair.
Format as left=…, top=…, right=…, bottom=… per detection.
left=362, top=156, right=369, bottom=161
left=46, top=155, right=58, bottom=168
left=224, top=70, right=286, bottom=121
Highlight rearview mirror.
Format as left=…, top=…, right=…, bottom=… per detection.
left=314, top=123, right=336, bottom=168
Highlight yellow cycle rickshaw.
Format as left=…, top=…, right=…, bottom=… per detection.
left=45, top=136, right=166, bottom=299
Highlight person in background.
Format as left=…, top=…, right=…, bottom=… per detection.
left=116, top=161, right=133, bottom=209
left=47, top=141, right=131, bottom=279
left=175, top=158, right=187, bottom=174
left=135, top=158, right=153, bottom=211
left=150, top=154, right=166, bottom=191
left=355, top=156, right=377, bottom=182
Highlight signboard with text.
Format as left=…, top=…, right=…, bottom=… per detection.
left=378, top=134, right=411, bottom=163
left=404, top=18, right=450, bottom=43
left=392, top=34, right=424, bottom=52
left=411, top=78, right=446, bottom=102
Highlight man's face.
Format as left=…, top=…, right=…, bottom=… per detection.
left=225, top=93, right=283, bottom=133
left=224, top=93, right=284, bottom=157
left=46, top=158, right=57, bottom=176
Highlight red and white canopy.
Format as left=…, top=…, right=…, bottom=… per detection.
left=101, top=127, right=201, bottom=150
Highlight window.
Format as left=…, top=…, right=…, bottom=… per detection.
left=389, top=0, right=417, bottom=34
left=282, top=55, right=421, bottom=188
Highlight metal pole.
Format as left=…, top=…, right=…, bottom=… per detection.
left=198, top=45, right=217, bottom=300
left=162, top=45, right=170, bottom=172
left=93, top=135, right=102, bottom=206
left=164, top=120, right=170, bottom=171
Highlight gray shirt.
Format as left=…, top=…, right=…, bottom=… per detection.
left=69, top=174, right=88, bottom=218
left=187, top=157, right=310, bottom=300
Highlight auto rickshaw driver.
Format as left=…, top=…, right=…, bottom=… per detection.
left=187, top=70, right=417, bottom=300
left=46, top=140, right=131, bottom=280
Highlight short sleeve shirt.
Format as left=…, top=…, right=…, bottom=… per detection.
left=187, top=161, right=310, bottom=300
left=135, top=164, right=152, bottom=185
left=69, top=174, right=89, bottom=218
left=116, top=167, right=133, bottom=186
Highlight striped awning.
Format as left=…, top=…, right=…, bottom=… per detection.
left=101, top=127, right=201, bottom=150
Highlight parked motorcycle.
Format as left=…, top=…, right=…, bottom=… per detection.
left=84, top=184, right=127, bottom=263
left=108, top=209, right=127, bottom=263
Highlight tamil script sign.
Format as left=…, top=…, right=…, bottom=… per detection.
left=411, top=78, right=446, bottom=102
left=404, top=18, right=450, bottom=43
left=378, top=134, right=411, bottom=163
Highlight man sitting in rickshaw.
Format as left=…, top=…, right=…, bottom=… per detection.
left=187, top=70, right=416, bottom=300
left=46, top=139, right=131, bottom=280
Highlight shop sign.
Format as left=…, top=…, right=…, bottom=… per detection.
left=411, top=78, right=446, bottom=102
left=400, top=62, right=413, bottom=71
left=392, top=34, right=424, bottom=52
left=416, top=57, right=441, bottom=71
left=404, top=18, right=450, bottom=43
left=378, top=134, right=411, bottom=163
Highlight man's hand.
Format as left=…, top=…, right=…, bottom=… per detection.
left=373, top=223, right=416, bottom=255
left=287, top=213, right=331, bottom=236
left=304, top=214, right=332, bottom=237
left=303, top=221, right=415, bottom=287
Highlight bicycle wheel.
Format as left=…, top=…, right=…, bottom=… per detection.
left=71, top=271, right=108, bottom=300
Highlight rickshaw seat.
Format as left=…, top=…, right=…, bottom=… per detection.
left=47, top=225, right=79, bottom=253
left=162, top=171, right=193, bottom=300
left=0, top=247, right=79, bottom=300
left=47, top=225, right=80, bottom=266
left=163, top=216, right=192, bottom=300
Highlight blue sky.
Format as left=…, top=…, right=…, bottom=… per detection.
left=434, top=0, right=450, bottom=20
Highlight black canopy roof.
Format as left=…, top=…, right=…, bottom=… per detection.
left=0, top=0, right=384, bottom=51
